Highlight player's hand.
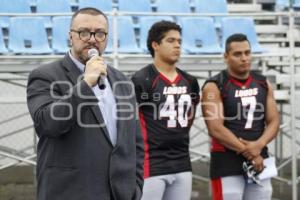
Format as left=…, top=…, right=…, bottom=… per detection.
left=251, top=155, right=264, bottom=173
left=239, top=138, right=264, bottom=160
left=84, top=56, right=107, bottom=87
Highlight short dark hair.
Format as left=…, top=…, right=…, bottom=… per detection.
left=70, top=7, right=108, bottom=29
left=225, top=33, right=251, bottom=53
left=147, top=20, right=181, bottom=57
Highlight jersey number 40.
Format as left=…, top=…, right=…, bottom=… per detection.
left=159, top=94, right=192, bottom=128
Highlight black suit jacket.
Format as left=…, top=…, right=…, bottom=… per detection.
left=27, top=54, right=144, bottom=200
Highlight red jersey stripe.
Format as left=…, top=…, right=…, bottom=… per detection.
left=139, top=111, right=150, bottom=178
left=211, top=178, right=223, bottom=200
left=159, top=73, right=181, bottom=85
left=151, top=75, right=160, bottom=89
left=229, top=75, right=253, bottom=89
left=211, top=137, right=226, bottom=152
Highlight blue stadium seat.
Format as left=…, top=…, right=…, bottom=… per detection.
left=68, top=0, right=78, bottom=8
left=78, top=0, right=113, bottom=12
left=294, top=0, right=300, bottom=8
left=36, top=0, right=72, bottom=28
left=52, top=16, right=71, bottom=54
left=156, top=0, right=190, bottom=13
left=220, top=17, right=266, bottom=53
left=178, top=17, right=222, bottom=54
left=8, top=17, right=52, bottom=54
left=118, top=0, right=152, bottom=12
left=106, top=16, right=142, bottom=53
left=139, top=16, right=174, bottom=52
left=104, top=17, right=114, bottom=53
left=0, top=0, right=31, bottom=28
left=0, top=28, right=8, bottom=53
left=194, top=0, right=228, bottom=27
left=276, top=0, right=289, bottom=10
left=26, top=0, right=37, bottom=6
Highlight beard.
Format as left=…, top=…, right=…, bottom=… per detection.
left=79, top=53, right=89, bottom=65
left=237, top=65, right=250, bottom=75
left=165, top=55, right=179, bottom=65
left=76, top=46, right=100, bottom=64
left=229, top=65, right=250, bottom=79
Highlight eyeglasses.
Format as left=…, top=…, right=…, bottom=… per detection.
left=70, top=29, right=108, bottom=42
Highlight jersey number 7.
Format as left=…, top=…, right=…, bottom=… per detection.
left=241, top=96, right=257, bottom=129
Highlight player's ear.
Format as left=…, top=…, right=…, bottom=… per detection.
left=69, top=31, right=73, bottom=46
left=152, top=41, right=159, bottom=51
left=223, top=52, right=228, bottom=64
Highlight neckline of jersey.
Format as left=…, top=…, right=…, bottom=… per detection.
left=152, top=64, right=181, bottom=85
left=229, top=73, right=253, bottom=88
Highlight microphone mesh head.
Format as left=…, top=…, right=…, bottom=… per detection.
left=87, top=48, right=99, bottom=58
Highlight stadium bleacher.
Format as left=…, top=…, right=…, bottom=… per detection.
left=1, top=0, right=296, bottom=55
left=78, top=0, right=114, bottom=12
left=106, top=16, right=142, bottom=53
left=178, top=17, right=223, bottom=54
left=0, top=1, right=300, bottom=200
left=0, top=0, right=31, bottom=28
left=139, top=16, right=174, bottom=52
left=52, top=16, right=71, bottom=54
left=36, top=0, right=72, bottom=28
left=155, top=0, right=191, bottom=13
left=8, top=17, right=52, bottom=54
left=194, top=0, right=228, bottom=27
left=295, top=0, right=300, bottom=8
left=220, top=17, right=266, bottom=53
left=118, top=0, right=152, bottom=12
left=276, top=0, right=300, bottom=9
left=0, top=26, right=8, bottom=53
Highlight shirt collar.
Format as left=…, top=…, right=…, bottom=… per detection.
left=69, top=51, right=85, bottom=73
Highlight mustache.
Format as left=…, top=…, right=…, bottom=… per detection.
left=240, top=63, right=250, bottom=66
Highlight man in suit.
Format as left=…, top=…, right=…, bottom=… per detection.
left=27, top=7, right=144, bottom=200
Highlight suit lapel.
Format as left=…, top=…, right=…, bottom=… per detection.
left=106, top=67, right=126, bottom=147
left=89, top=105, right=112, bottom=146
left=62, top=54, right=82, bottom=85
left=62, top=54, right=112, bottom=146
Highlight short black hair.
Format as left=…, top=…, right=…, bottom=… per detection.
left=225, top=33, right=251, bottom=53
left=147, top=20, right=181, bottom=57
left=70, top=7, right=108, bottom=29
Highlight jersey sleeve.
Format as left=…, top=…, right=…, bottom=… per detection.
left=251, top=71, right=268, bottom=91
left=201, top=76, right=220, bottom=91
left=191, top=77, right=200, bottom=105
left=201, top=70, right=227, bottom=93
left=131, top=73, right=149, bottom=104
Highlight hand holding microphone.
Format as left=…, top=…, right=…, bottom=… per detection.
left=84, top=48, right=106, bottom=89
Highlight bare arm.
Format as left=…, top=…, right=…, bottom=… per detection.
left=258, top=81, right=280, bottom=146
left=201, top=82, right=246, bottom=153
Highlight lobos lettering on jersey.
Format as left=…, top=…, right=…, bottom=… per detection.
left=163, top=86, right=187, bottom=95
left=235, top=88, right=258, bottom=98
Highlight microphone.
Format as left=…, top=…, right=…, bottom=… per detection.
left=87, top=48, right=106, bottom=90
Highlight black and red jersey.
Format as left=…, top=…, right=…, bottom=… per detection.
left=132, top=64, right=200, bottom=178
left=202, top=70, right=269, bottom=179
